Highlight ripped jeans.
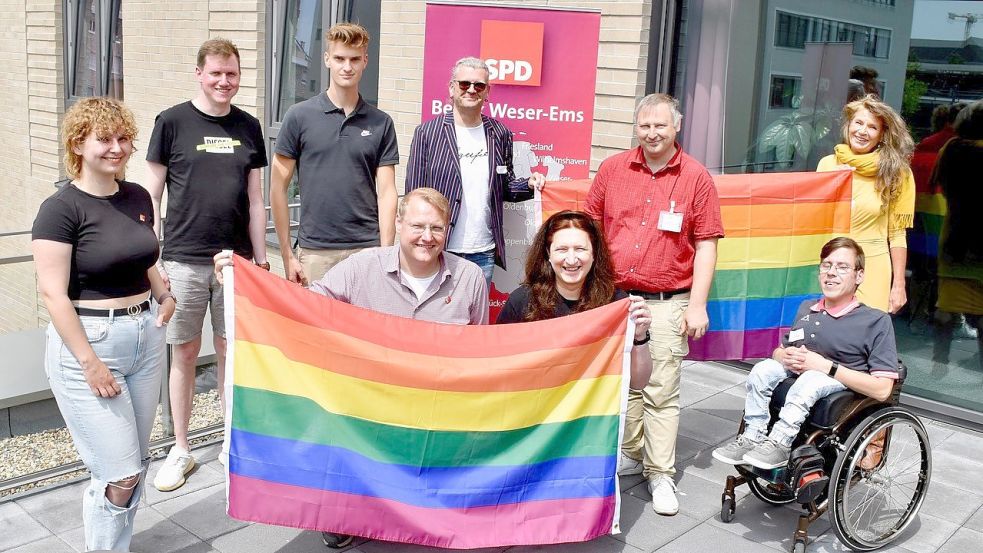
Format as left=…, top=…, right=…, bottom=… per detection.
left=45, top=307, right=165, bottom=551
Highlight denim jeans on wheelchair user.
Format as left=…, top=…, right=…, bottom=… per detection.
left=45, top=306, right=166, bottom=551
left=451, top=248, right=496, bottom=286
left=743, top=358, right=847, bottom=447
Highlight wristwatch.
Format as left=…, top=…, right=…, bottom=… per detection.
left=829, top=361, right=839, bottom=378
left=256, top=261, right=271, bottom=271
left=633, top=331, right=651, bottom=346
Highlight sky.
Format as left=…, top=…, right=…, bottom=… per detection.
left=912, top=0, right=983, bottom=39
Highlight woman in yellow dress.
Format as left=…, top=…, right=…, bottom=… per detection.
left=817, top=96, right=915, bottom=313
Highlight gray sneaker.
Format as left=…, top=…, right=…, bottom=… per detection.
left=742, top=438, right=792, bottom=470
left=712, top=435, right=758, bottom=465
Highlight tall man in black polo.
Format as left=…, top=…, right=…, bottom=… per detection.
left=271, top=22, right=399, bottom=286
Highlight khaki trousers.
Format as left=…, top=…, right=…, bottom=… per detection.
left=297, top=247, right=365, bottom=283
left=621, top=293, right=690, bottom=479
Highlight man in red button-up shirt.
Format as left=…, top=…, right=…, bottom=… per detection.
left=586, top=93, right=724, bottom=516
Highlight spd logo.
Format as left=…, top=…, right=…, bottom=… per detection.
left=479, top=20, right=544, bottom=86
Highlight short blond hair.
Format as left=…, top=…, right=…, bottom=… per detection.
left=62, top=97, right=138, bottom=179
left=197, top=38, right=240, bottom=68
left=325, top=22, right=370, bottom=51
left=398, top=188, right=450, bottom=223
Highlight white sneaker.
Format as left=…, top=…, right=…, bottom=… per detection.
left=648, top=474, right=679, bottom=516
left=617, top=452, right=644, bottom=476
left=154, top=447, right=196, bottom=492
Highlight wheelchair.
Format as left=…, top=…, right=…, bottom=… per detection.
left=719, top=363, right=932, bottom=552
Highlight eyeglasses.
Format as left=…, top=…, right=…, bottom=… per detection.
left=819, top=262, right=856, bottom=275
left=407, top=224, right=446, bottom=236
left=454, top=80, right=488, bottom=93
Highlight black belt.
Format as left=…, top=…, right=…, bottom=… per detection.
left=75, top=300, right=151, bottom=318
left=629, top=288, right=690, bottom=301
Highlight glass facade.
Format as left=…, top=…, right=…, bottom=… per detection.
left=774, top=11, right=891, bottom=60
left=669, top=0, right=983, bottom=418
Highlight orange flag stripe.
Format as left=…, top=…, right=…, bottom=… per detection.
left=720, top=200, right=851, bottom=237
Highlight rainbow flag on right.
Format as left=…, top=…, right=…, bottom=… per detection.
left=687, top=171, right=852, bottom=361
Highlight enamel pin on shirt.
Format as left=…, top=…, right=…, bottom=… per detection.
left=657, top=200, right=683, bottom=233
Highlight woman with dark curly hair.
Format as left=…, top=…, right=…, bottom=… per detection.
left=32, top=97, right=174, bottom=551
left=818, top=95, right=915, bottom=313
left=496, top=210, right=653, bottom=390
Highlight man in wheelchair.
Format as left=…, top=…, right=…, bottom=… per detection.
left=713, top=237, right=899, bottom=470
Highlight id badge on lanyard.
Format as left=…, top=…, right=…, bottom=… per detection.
left=657, top=200, right=683, bottom=233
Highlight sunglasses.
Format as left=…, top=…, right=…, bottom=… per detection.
left=454, top=80, right=488, bottom=93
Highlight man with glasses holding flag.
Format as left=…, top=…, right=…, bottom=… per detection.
left=406, top=57, right=545, bottom=286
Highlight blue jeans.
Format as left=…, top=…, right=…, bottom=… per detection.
left=450, top=248, right=496, bottom=287
left=45, top=307, right=166, bottom=551
left=743, top=358, right=847, bottom=447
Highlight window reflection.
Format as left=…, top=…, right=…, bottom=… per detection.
left=671, top=0, right=983, bottom=414
left=68, top=0, right=123, bottom=100
left=277, top=0, right=323, bottom=121
left=73, top=0, right=98, bottom=98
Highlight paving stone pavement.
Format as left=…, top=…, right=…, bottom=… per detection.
left=4, top=361, right=982, bottom=553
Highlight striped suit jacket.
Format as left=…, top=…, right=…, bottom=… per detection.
left=405, top=111, right=533, bottom=269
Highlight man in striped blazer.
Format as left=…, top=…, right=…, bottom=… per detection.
left=406, top=57, right=545, bottom=285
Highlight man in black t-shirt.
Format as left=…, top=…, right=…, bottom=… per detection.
left=145, top=38, right=268, bottom=493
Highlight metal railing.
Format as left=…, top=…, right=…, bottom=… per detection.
left=0, top=208, right=299, bottom=495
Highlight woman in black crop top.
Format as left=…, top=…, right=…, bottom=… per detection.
left=31, top=97, right=174, bottom=552
left=496, top=210, right=653, bottom=390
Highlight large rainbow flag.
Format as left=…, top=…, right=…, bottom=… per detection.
left=223, top=258, right=633, bottom=549
left=687, top=171, right=852, bottom=360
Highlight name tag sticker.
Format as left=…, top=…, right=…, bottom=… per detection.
left=657, top=210, right=683, bottom=233
left=496, top=165, right=507, bottom=174
left=788, top=328, right=805, bottom=343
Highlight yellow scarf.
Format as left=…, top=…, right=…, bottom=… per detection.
left=833, top=144, right=879, bottom=178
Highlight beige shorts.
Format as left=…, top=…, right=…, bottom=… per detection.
left=162, top=260, right=224, bottom=345
left=297, top=247, right=365, bottom=283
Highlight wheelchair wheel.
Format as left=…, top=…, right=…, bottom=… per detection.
left=747, top=476, right=796, bottom=506
left=828, top=407, right=931, bottom=551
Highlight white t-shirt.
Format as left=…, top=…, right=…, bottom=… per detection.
left=447, top=123, right=494, bottom=253
left=403, top=271, right=439, bottom=300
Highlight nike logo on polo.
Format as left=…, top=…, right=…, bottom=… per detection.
left=361, top=129, right=372, bottom=137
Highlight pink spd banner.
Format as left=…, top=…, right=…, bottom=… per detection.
left=422, top=3, right=601, bottom=321
left=421, top=4, right=599, bottom=175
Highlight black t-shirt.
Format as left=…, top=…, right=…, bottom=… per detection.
left=496, top=285, right=629, bottom=324
left=275, top=93, right=399, bottom=249
left=32, top=180, right=159, bottom=301
left=146, top=101, right=268, bottom=263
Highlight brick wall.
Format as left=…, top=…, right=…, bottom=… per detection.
left=0, top=1, right=268, bottom=333
left=376, top=0, right=654, bottom=192
left=0, top=0, right=62, bottom=333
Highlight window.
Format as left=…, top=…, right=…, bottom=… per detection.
left=775, top=11, right=891, bottom=60
left=265, top=0, right=383, bottom=244
left=666, top=0, right=983, bottom=421
left=769, top=75, right=802, bottom=109
left=272, top=0, right=382, bottom=122
left=64, top=0, right=124, bottom=102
